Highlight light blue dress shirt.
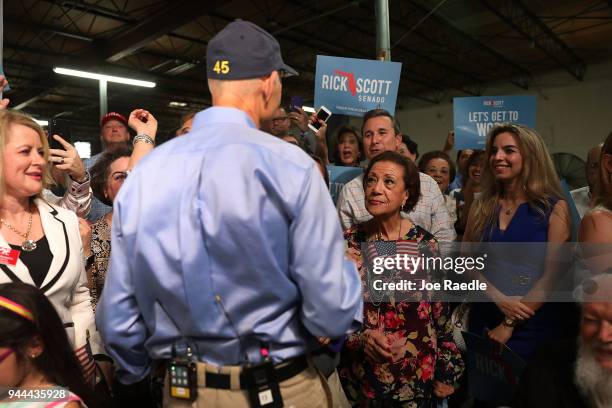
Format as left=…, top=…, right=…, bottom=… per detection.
left=96, top=107, right=363, bottom=384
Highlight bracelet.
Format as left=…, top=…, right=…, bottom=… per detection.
left=69, top=170, right=90, bottom=184
left=502, top=317, right=519, bottom=328
left=133, top=134, right=155, bottom=146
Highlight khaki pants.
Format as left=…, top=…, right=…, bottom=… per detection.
left=163, top=360, right=331, bottom=408
left=326, top=370, right=350, bottom=408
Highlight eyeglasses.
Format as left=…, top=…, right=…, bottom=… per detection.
left=271, top=116, right=289, bottom=123
left=111, top=171, right=128, bottom=183
left=0, top=348, right=14, bottom=363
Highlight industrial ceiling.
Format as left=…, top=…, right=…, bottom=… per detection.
left=3, top=0, right=612, bottom=148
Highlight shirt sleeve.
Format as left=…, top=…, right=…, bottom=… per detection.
left=290, top=165, right=363, bottom=339
left=54, top=174, right=93, bottom=218
left=69, top=254, right=104, bottom=356
left=96, top=203, right=151, bottom=384
left=336, top=182, right=356, bottom=231
left=422, top=175, right=456, bottom=242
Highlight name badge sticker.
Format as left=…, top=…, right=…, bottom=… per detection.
left=0, top=247, right=20, bottom=266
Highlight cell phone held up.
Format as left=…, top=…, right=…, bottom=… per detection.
left=308, top=106, right=332, bottom=133
left=47, top=118, right=72, bottom=150
left=289, top=96, right=303, bottom=113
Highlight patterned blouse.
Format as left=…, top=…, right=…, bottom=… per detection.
left=338, top=223, right=464, bottom=407
left=86, top=216, right=111, bottom=313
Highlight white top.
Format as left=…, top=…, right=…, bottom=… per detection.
left=570, top=186, right=591, bottom=219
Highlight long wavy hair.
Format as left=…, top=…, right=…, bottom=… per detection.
left=464, top=124, right=563, bottom=241
left=0, top=283, right=96, bottom=407
left=592, top=132, right=612, bottom=210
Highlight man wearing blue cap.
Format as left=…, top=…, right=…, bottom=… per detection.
left=97, top=19, right=362, bottom=407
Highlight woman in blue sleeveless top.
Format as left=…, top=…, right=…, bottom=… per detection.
left=464, top=124, right=575, bottom=362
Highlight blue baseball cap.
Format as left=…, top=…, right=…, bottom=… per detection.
left=206, top=19, right=298, bottom=80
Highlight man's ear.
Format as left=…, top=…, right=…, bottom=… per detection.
left=261, top=71, right=278, bottom=105
left=394, top=132, right=402, bottom=151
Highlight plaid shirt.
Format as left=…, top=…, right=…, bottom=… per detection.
left=336, top=172, right=456, bottom=242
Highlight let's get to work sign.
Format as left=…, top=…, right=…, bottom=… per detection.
left=314, top=56, right=402, bottom=117
left=453, top=95, right=536, bottom=150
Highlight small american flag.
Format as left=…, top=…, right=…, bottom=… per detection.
left=364, top=239, right=420, bottom=274
left=75, top=340, right=96, bottom=384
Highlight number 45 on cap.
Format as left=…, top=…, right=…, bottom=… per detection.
left=213, top=60, right=230, bottom=74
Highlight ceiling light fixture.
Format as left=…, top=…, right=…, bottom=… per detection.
left=53, top=67, right=156, bottom=88
left=53, top=67, right=156, bottom=117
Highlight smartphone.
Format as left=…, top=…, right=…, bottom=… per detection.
left=289, top=96, right=303, bottom=113
left=47, top=118, right=72, bottom=150
left=308, top=106, right=332, bottom=132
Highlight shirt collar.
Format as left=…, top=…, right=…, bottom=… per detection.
left=193, top=107, right=257, bottom=131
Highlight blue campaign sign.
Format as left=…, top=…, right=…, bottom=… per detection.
left=462, top=331, right=526, bottom=405
left=453, top=95, right=536, bottom=149
left=315, top=56, right=402, bottom=117
left=327, top=165, right=363, bottom=205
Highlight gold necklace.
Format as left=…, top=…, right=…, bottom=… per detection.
left=500, top=198, right=520, bottom=216
left=503, top=206, right=516, bottom=216
left=0, top=209, right=37, bottom=252
left=376, top=218, right=403, bottom=241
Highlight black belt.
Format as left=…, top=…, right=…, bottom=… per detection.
left=206, top=356, right=308, bottom=390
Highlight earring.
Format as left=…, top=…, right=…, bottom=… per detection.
left=31, top=354, right=38, bottom=359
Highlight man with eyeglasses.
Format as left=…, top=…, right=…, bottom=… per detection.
left=97, top=19, right=362, bottom=408
left=268, top=107, right=291, bottom=137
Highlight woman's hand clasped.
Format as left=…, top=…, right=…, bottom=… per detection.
left=433, top=381, right=455, bottom=398
left=363, top=329, right=393, bottom=363
left=487, top=324, right=514, bottom=348
left=494, top=294, right=534, bottom=321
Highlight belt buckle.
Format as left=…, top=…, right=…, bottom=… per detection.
left=511, top=275, right=531, bottom=286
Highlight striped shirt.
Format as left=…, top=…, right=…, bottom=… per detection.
left=336, top=172, right=456, bottom=242
left=42, top=176, right=92, bottom=219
